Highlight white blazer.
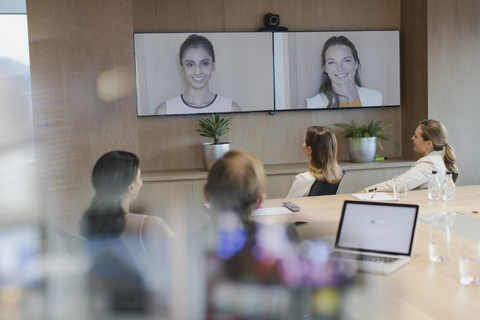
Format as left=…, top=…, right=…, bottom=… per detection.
left=286, top=171, right=316, bottom=198
left=363, top=151, right=447, bottom=192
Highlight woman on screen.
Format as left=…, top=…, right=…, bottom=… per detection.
left=306, top=36, right=383, bottom=109
left=362, top=119, right=459, bottom=192
left=287, top=126, right=344, bottom=198
left=155, top=34, right=240, bottom=115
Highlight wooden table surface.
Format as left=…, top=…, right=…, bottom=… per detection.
left=258, top=185, right=480, bottom=320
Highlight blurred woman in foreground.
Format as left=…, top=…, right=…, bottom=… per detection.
left=80, top=150, right=173, bottom=254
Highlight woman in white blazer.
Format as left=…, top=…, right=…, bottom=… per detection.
left=363, top=119, right=459, bottom=192
left=306, top=35, right=383, bottom=109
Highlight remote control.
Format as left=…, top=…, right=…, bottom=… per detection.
left=282, top=202, right=300, bottom=212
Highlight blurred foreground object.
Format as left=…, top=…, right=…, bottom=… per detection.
left=205, top=212, right=355, bottom=319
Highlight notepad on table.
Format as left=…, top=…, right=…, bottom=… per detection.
left=253, top=207, right=293, bottom=216
left=351, top=192, right=398, bottom=201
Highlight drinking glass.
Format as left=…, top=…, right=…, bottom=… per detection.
left=443, top=211, right=457, bottom=227
left=429, top=222, right=450, bottom=262
left=459, top=241, right=480, bottom=285
left=394, top=176, right=407, bottom=199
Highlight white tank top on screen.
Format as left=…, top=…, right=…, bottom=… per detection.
left=165, top=94, right=234, bottom=114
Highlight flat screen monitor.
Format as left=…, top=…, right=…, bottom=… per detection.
left=134, top=32, right=275, bottom=116
left=273, top=30, right=400, bottom=110
left=134, top=30, right=400, bottom=116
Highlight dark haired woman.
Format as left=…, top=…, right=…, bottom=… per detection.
left=306, top=36, right=382, bottom=109
left=287, top=126, right=343, bottom=198
left=155, top=34, right=240, bottom=115
left=80, top=151, right=173, bottom=255
left=363, top=119, right=459, bottom=192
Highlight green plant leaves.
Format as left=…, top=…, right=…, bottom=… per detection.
left=196, top=113, right=232, bottom=144
left=334, top=119, right=400, bottom=152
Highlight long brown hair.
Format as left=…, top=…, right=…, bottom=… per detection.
left=319, top=36, right=363, bottom=108
left=80, top=151, right=140, bottom=238
left=305, top=126, right=343, bottom=183
left=418, top=119, right=459, bottom=179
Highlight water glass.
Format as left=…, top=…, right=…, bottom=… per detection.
left=459, top=241, right=480, bottom=285
left=429, top=223, right=450, bottom=262
left=442, top=211, right=457, bottom=227
left=394, top=176, right=407, bottom=199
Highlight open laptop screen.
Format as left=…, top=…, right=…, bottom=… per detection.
left=335, top=201, right=419, bottom=255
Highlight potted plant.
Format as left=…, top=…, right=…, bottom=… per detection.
left=334, top=119, right=400, bottom=163
left=197, top=113, right=232, bottom=170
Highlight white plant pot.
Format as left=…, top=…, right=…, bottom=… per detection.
left=201, top=142, right=231, bottom=170
left=347, top=137, right=377, bottom=163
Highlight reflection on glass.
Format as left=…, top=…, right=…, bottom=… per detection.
left=0, top=14, right=34, bottom=163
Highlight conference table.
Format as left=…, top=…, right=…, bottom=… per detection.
left=257, top=185, right=480, bottom=320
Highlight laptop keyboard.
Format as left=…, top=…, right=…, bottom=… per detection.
left=331, top=251, right=399, bottom=263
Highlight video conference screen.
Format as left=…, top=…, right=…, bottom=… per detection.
left=134, top=30, right=400, bottom=116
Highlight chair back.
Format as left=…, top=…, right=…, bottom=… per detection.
left=452, top=172, right=459, bottom=183
left=307, top=171, right=346, bottom=197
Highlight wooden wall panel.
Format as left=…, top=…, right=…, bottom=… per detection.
left=312, top=107, right=402, bottom=161
left=133, top=0, right=225, bottom=33
left=28, top=0, right=139, bottom=227
left=132, top=181, right=193, bottom=235
left=192, top=179, right=210, bottom=217
left=138, top=106, right=401, bottom=171
left=229, top=111, right=312, bottom=165
left=224, top=0, right=400, bottom=31
left=129, top=180, right=192, bottom=318
left=427, top=0, right=480, bottom=186
left=400, top=0, right=428, bottom=160
left=337, top=169, right=384, bottom=194
left=264, top=175, right=294, bottom=200
left=27, top=0, right=71, bottom=227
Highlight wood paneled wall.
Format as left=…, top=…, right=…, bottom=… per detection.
left=427, top=0, right=480, bottom=186
left=132, top=0, right=401, bottom=33
left=27, top=0, right=139, bottom=229
left=400, top=0, right=428, bottom=160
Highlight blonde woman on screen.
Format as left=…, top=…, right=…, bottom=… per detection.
left=306, top=36, right=383, bottom=109
left=155, top=34, right=240, bottom=115
left=362, top=119, right=459, bottom=192
left=287, top=126, right=343, bottom=198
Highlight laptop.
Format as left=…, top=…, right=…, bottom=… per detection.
left=331, top=200, right=420, bottom=275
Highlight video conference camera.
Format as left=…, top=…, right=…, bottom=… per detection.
left=259, top=13, right=288, bottom=32
left=264, top=13, right=279, bottom=27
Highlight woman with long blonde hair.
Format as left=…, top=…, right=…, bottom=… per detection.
left=306, top=36, right=382, bottom=109
left=363, top=119, right=458, bottom=192
left=287, top=126, right=343, bottom=198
